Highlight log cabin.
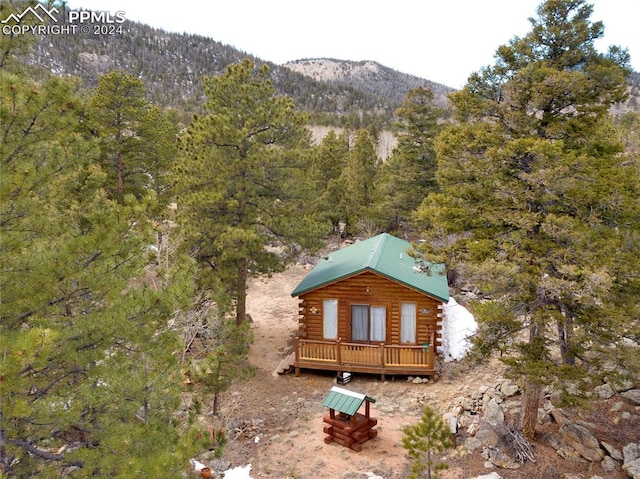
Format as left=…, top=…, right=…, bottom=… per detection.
left=291, top=233, right=449, bottom=380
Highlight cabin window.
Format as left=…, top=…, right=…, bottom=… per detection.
left=370, top=306, right=386, bottom=342
left=351, top=304, right=386, bottom=342
left=401, top=302, right=417, bottom=343
left=323, top=299, right=338, bottom=339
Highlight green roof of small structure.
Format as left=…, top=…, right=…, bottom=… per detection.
left=291, top=233, right=449, bottom=302
left=322, top=386, right=376, bottom=416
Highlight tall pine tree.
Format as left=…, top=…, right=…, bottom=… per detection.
left=415, top=0, right=638, bottom=439
left=174, top=59, right=323, bottom=325
left=1, top=69, right=201, bottom=476
left=376, top=87, right=443, bottom=232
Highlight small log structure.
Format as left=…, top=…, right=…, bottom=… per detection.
left=322, top=386, right=377, bottom=452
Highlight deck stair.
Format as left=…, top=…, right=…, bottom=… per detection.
left=273, top=351, right=296, bottom=375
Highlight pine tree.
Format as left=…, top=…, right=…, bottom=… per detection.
left=415, top=0, right=638, bottom=439
left=402, top=406, right=453, bottom=479
left=174, top=59, right=323, bottom=325
left=339, top=128, right=380, bottom=235
left=376, top=87, right=443, bottom=232
left=309, top=130, right=350, bottom=233
left=86, top=70, right=180, bottom=206
left=1, top=69, right=201, bottom=476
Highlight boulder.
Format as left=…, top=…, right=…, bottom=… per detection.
left=472, top=473, right=503, bottom=479
left=499, top=380, right=520, bottom=397
left=621, top=389, right=640, bottom=405
left=482, top=447, right=521, bottom=469
left=601, top=441, right=623, bottom=461
left=623, top=443, right=640, bottom=479
left=624, top=458, right=640, bottom=479
left=482, top=398, right=505, bottom=427
left=559, top=422, right=605, bottom=462
left=601, top=455, right=619, bottom=472
left=594, top=383, right=615, bottom=400
left=624, top=442, right=640, bottom=463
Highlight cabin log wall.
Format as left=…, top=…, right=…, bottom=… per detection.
left=297, top=271, right=443, bottom=348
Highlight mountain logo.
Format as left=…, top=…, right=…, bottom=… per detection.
left=2, top=4, right=59, bottom=24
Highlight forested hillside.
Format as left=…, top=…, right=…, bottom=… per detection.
left=25, top=17, right=640, bottom=129
left=26, top=20, right=454, bottom=128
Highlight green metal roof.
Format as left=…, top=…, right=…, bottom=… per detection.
left=291, top=233, right=449, bottom=302
left=322, top=386, right=376, bottom=416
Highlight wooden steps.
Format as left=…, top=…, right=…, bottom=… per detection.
left=273, top=352, right=296, bottom=375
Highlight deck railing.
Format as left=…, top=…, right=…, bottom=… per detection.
left=295, top=338, right=434, bottom=374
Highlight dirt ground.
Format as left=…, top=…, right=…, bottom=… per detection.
left=201, top=265, right=637, bottom=479
left=203, top=265, right=497, bottom=479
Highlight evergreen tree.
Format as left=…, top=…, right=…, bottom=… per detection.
left=339, top=128, right=380, bottom=235
left=174, top=59, right=323, bottom=325
left=376, top=87, right=443, bottom=232
left=0, top=70, right=201, bottom=476
left=415, top=0, right=638, bottom=439
left=308, top=130, right=350, bottom=233
left=402, top=406, right=453, bottom=479
left=87, top=70, right=180, bottom=206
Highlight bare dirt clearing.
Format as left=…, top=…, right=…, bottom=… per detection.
left=209, top=265, right=503, bottom=478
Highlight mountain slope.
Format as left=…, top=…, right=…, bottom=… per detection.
left=25, top=18, right=638, bottom=126
left=26, top=21, right=452, bottom=127
left=284, top=58, right=453, bottom=108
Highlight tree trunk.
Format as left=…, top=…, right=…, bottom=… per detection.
left=235, top=264, right=247, bottom=326
left=521, top=379, right=541, bottom=440
left=116, top=152, right=124, bottom=198
left=558, top=304, right=575, bottom=365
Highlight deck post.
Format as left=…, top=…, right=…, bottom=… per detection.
left=294, top=338, right=300, bottom=377
left=336, top=338, right=342, bottom=367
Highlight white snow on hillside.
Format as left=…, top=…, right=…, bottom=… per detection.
left=440, top=297, right=477, bottom=362
left=223, top=464, right=253, bottom=479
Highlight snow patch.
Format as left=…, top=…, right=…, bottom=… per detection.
left=440, top=298, right=477, bottom=362
left=224, top=464, right=253, bottom=479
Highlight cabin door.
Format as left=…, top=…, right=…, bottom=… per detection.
left=350, top=304, right=386, bottom=343
left=351, top=305, right=369, bottom=342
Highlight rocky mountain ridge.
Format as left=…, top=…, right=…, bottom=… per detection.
left=25, top=21, right=453, bottom=128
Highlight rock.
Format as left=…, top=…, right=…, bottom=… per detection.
left=473, top=473, right=503, bottom=479
left=472, top=385, right=490, bottom=400
left=464, top=436, right=483, bottom=452
left=466, top=417, right=480, bottom=436
left=443, top=411, right=459, bottom=422
left=609, top=378, right=634, bottom=393
left=624, top=444, right=640, bottom=479
left=549, top=408, right=570, bottom=426
left=610, top=401, right=624, bottom=412
left=499, top=380, right=519, bottom=397
left=482, top=399, right=505, bottom=427
left=482, top=447, right=520, bottom=469
left=559, top=422, right=605, bottom=462
left=601, top=455, right=619, bottom=471
left=621, top=389, right=640, bottom=405
left=594, top=383, right=615, bottom=400
left=624, top=458, right=640, bottom=479
left=412, top=377, right=423, bottom=384
left=624, top=442, right=640, bottom=463
left=601, top=441, right=623, bottom=461
left=474, top=426, right=499, bottom=449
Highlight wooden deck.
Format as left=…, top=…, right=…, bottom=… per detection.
left=294, top=338, right=436, bottom=379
